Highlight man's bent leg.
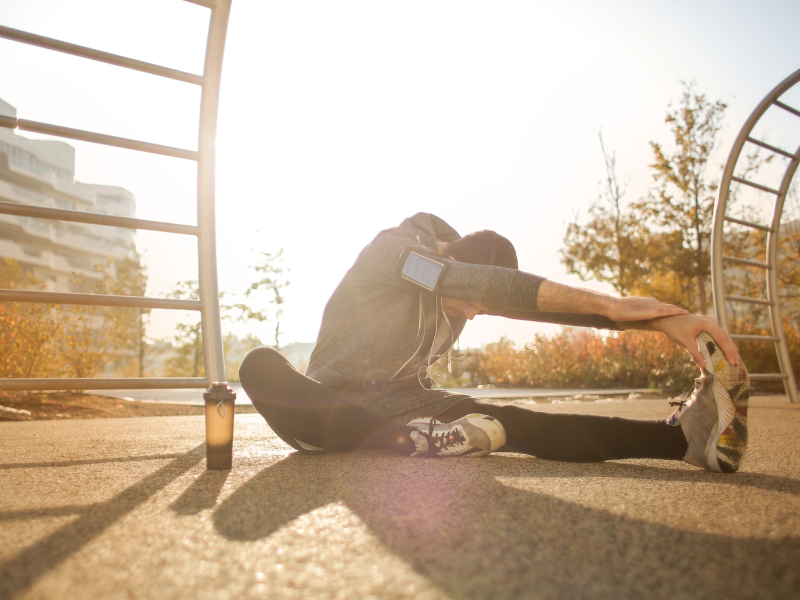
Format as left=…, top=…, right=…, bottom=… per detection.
left=435, top=398, right=687, bottom=462
left=239, top=347, right=415, bottom=454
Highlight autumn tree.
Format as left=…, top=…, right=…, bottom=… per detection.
left=103, top=252, right=150, bottom=377
left=0, top=258, right=63, bottom=379
left=561, top=131, right=650, bottom=296
left=636, top=83, right=727, bottom=314
left=57, top=269, right=118, bottom=379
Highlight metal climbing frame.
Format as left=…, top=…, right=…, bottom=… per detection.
left=711, top=68, right=800, bottom=404
left=0, top=0, right=238, bottom=468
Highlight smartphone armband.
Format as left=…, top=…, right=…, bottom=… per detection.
left=398, top=248, right=446, bottom=292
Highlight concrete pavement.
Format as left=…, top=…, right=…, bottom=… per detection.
left=1, top=395, right=799, bottom=599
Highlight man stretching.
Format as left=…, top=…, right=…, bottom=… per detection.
left=240, top=214, right=749, bottom=473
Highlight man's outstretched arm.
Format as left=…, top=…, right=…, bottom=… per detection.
left=615, top=314, right=742, bottom=370
left=536, top=280, right=741, bottom=369
left=537, top=280, right=689, bottom=322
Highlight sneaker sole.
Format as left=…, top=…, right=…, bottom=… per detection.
left=463, top=414, right=507, bottom=457
left=697, top=333, right=749, bottom=473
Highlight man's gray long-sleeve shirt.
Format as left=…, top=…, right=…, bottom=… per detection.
left=305, top=213, right=618, bottom=396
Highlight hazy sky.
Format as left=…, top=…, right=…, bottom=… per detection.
left=1, top=0, right=799, bottom=348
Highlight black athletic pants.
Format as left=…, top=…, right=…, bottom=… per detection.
left=239, top=347, right=688, bottom=462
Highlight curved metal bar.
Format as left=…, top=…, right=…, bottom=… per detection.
left=711, top=68, right=800, bottom=403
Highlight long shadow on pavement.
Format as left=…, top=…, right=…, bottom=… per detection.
left=0, top=444, right=206, bottom=599
left=213, top=452, right=800, bottom=599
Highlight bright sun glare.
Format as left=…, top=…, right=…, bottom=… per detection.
left=0, top=0, right=798, bottom=347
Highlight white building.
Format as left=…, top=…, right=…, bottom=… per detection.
left=0, top=97, right=136, bottom=292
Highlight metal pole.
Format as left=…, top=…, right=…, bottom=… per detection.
left=197, top=0, right=236, bottom=469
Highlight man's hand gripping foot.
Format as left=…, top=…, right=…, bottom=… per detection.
left=668, top=333, right=750, bottom=473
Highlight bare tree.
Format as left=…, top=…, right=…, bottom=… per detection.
left=561, top=130, right=648, bottom=296
left=226, top=249, right=289, bottom=349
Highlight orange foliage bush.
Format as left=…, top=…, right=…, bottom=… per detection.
left=454, top=325, right=800, bottom=393
left=0, top=258, right=124, bottom=380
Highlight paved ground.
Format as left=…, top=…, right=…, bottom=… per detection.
left=1, top=395, right=799, bottom=600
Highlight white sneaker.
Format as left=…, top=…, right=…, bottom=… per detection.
left=668, top=333, right=749, bottom=473
left=406, top=414, right=507, bottom=458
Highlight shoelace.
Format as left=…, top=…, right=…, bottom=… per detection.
left=669, top=385, right=699, bottom=415
left=419, top=419, right=467, bottom=456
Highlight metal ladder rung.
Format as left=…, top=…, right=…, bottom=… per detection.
left=746, top=136, right=796, bottom=159
left=724, top=295, right=774, bottom=306
left=0, top=377, right=210, bottom=392
left=774, top=100, right=800, bottom=119
left=723, top=216, right=773, bottom=232
left=0, top=200, right=200, bottom=236
left=730, top=334, right=780, bottom=342
left=722, top=255, right=771, bottom=269
left=749, top=373, right=790, bottom=380
left=0, top=25, right=204, bottom=86
left=0, top=289, right=203, bottom=311
left=730, top=176, right=780, bottom=195
left=0, top=117, right=199, bottom=161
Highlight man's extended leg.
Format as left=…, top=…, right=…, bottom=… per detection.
left=434, top=398, right=688, bottom=462
left=239, top=347, right=416, bottom=454
left=432, top=333, right=748, bottom=468
left=356, top=384, right=686, bottom=462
